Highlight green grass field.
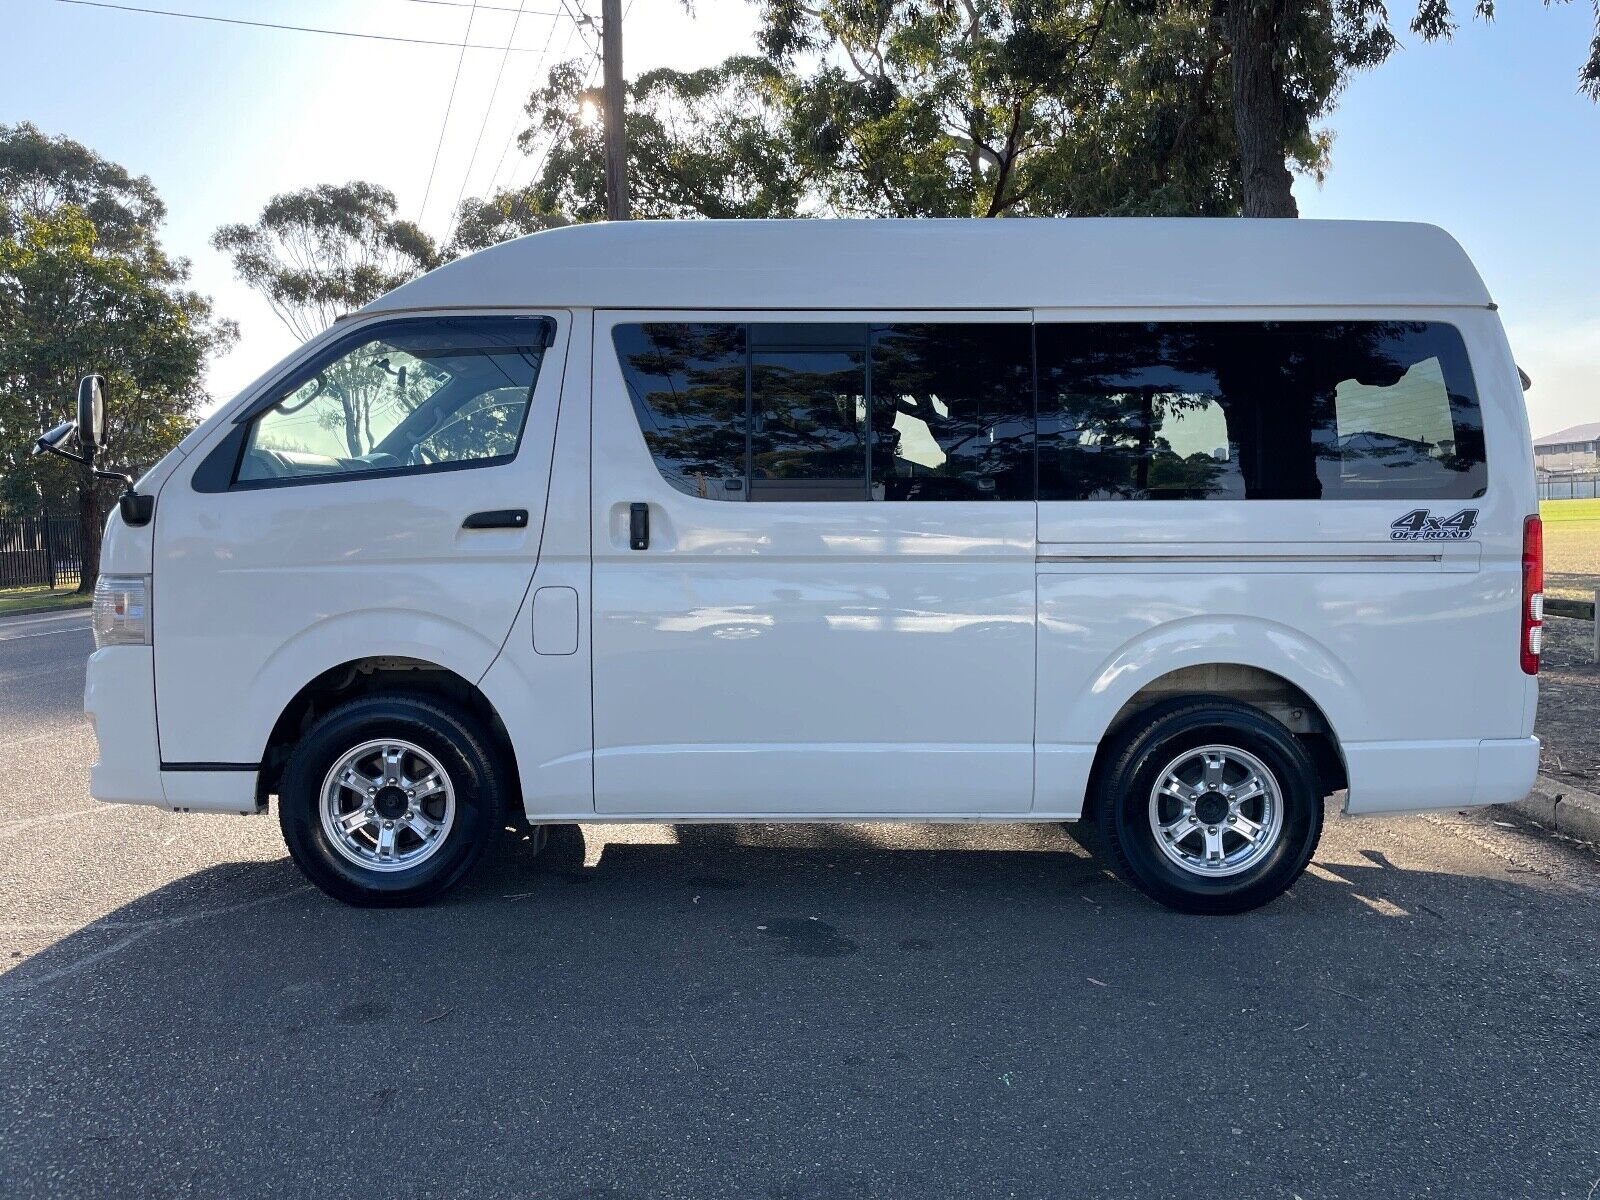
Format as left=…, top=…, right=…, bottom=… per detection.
left=1541, top=496, right=1600, bottom=524
left=1541, top=498, right=1600, bottom=603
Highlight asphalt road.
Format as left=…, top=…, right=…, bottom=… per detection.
left=1, top=609, right=1598, bottom=1200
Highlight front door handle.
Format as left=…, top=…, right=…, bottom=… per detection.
left=462, top=509, right=529, bottom=530
left=629, top=502, right=650, bottom=550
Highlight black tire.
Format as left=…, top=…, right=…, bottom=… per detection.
left=278, top=694, right=507, bottom=906
left=1092, top=696, right=1324, bottom=914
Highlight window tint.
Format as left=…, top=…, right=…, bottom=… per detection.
left=236, top=317, right=548, bottom=485
left=616, top=320, right=1034, bottom=502
left=1037, top=321, right=1486, bottom=501
left=871, top=324, right=1034, bottom=501
left=750, top=324, right=868, bottom=500
left=614, top=323, right=747, bottom=499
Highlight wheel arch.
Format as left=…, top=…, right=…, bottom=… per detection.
left=1068, top=617, right=1358, bottom=818
left=256, top=655, right=521, bottom=816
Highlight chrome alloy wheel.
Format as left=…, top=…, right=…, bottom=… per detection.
left=1146, top=744, right=1284, bottom=878
left=319, top=739, right=456, bottom=873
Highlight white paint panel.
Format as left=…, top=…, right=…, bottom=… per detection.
left=161, top=770, right=260, bottom=815
left=588, top=309, right=1036, bottom=817
left=365, top=219, right=1492, bottom=315
left=1342, top=741, right=1479, bottom=814
left=152, top=311, right=571, bottom=766
left=481, top=314, right=595, bottom=816
left=84, top=646, right=164, bottom=807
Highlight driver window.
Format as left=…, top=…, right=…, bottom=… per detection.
left=236, top=317, right=549, bottom=485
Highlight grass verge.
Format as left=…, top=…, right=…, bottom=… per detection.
left=0, top=585, right=90, bottom=617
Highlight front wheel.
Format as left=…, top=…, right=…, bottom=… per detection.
left=1092, top=697, right=1324, bottom=914
left=278, top=695, right=506, bottom=906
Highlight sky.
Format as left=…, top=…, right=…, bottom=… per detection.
left=2, top=0, right=1596, bottom=438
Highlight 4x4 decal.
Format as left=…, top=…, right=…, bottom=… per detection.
left=1390, top=508, right=1479, bottom=541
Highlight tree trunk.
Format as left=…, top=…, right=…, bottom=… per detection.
left=1223, top=0, right=1298, bottom=218
left=75, top=480, right=102, bottom=595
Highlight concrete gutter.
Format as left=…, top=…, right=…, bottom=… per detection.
left=1508, top=774, right=1600, bottom=844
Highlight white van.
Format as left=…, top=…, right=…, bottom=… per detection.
left=71, top=219, right=1542, bottom=913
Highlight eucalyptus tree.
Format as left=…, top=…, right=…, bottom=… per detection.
left=212, top=182, right=441, bottom=342
left=0, top=123, right=234, bottom=587
left=507, top=55, right=810, bottom=223
left=757, top=0, right=1243, bottom=216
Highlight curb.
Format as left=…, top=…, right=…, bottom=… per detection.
left=1507, top=774, right=1600, bottom=844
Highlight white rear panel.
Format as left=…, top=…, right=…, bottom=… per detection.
left=1033, top=306, right=1536, bottom=816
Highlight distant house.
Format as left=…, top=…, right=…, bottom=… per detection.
left=1534, top=422, right=1600, bottom=476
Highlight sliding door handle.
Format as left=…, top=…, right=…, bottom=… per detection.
left=629, top=502, right=650, bottom=550
left=462, top=509, right=529, bottom=530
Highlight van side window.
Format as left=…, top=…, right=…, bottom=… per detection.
left=235, top=317, right=549, bottom=486
left=615, top=321, right=1035, bottom=501
left=614, top=323, right=748, bottom=500
left=750, top=324, right=869, bottom=500
left=1036, top=321, right=1487, bottom=501
left=871, top=323, right=1035, bottom=501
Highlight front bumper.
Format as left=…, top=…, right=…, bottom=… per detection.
left=85, top=645, right=164, bottom=806
left=85, top=645, right=261, bottom=815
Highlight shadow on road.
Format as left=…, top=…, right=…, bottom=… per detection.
left=3, top=819, right=1597, bottom=1198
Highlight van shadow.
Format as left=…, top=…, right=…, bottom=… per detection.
left=3, top=818, right=1596, bottom=1199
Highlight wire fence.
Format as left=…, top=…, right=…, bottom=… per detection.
left=0, top=514, right=85, bottom=591
left=1539, top=474, right=1600, bottom=501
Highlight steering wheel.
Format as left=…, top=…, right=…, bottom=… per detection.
left=408, top=443, right=439, bottom=467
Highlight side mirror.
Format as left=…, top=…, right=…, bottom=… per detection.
left=77, top=375, right=107, bottom=455
left=32, top=420, right=79, bottom=456
left=24, top=373, right=150, bottom=526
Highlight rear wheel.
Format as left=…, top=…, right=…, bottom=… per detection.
left=278, top=695, right=505, bottom=906
left=1093, top=697, right=1324, bottom=914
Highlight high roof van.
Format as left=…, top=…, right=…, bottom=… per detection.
left=73, top=219, right=1542, bottom=912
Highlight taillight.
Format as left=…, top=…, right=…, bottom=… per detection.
left=1521, top=515, right=1543, bottom=675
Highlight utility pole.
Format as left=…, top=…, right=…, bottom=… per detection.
left=600, top=0, right=629, bottom=220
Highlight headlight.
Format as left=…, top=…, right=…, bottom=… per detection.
left=93, top=574, right=151, bottom=648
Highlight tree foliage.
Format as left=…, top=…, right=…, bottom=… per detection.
left=759, top=0, right=1244, bottom=216
left=447, top=190, right=570, bottom=256
left=487, top=8, right=1244, bottom=221
left=0, top=121, right=166, bottom=256
left=511, top=56, right=810, bottom=222
left=211, top=182, right=441, bottom=341
left=0, top=123, right=234, bottom=585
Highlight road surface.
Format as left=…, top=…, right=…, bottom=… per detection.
left=2, top=607, right=1597, bottom=1199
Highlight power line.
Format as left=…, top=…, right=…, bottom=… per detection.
left=442, top=0, right=545, bottom=248
left=397, top=0, right=557, bottom=13
left=51, top=0, right=567, bottom=51
left=417, top=1, right=480, bottom=228
left=480, top=5, right=570, bottom=201
left=556, top=0, right=599, bottom=57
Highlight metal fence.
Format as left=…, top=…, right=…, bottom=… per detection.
left=0, top=514, right=85, bottom=590
left=1539, top=474, right=1600, bottom=501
